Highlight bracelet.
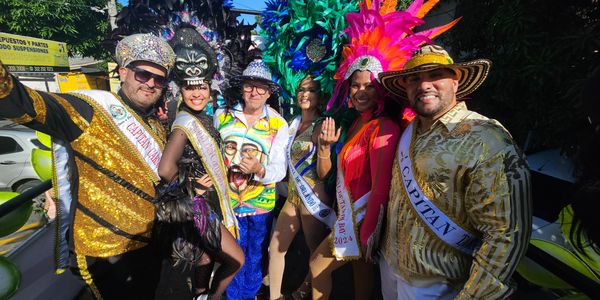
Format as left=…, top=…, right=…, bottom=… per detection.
left=317, top=154, right=330, bottom=159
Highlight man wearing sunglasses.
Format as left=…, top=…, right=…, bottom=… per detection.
left=0, top=33, right=175, bottom=299
left=121, top=65, right=169, bottom=110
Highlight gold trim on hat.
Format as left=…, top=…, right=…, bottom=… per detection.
left=403, top=53, right=454, bottom=70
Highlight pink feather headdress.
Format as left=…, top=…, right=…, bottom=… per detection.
left=326, top=0, right=461, bottom=111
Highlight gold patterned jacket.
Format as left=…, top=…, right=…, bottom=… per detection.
left=382, top=102, right=532, bottom=299
left=0, top=62, right=166, bottom=271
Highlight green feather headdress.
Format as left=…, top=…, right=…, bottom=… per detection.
left=260, top=0, right=359, bottom=106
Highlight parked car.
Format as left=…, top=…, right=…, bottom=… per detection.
left=0, top=123, right=44, bottom=193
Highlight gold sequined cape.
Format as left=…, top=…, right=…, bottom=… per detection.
left=0, top=62, right=166, bottom=269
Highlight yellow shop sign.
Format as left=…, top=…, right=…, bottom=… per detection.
left=0, top=32, right=69, bottom=72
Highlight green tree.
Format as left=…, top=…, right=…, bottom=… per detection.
left=397, top=0, right=416, bottom=10
left=441, top=0, right=600, bottom=152
left=0, top=0, right=109, bottom=59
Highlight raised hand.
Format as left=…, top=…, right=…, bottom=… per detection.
left=318, top=117, right=341, bottom=148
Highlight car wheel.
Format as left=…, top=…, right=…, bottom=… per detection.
left=15, top=180, right=42, bottom=195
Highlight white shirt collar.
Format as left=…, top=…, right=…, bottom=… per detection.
left=231, top=102, right=270, bottom=126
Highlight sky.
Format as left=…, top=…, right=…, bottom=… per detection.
left=232, top=0, right=265, bottom=24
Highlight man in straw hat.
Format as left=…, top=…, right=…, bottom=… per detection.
left=0, top=33, right=175, bottom=299
left=213, top=59, right=289, bottom=300
left=376, top=44, right=532, bottom=299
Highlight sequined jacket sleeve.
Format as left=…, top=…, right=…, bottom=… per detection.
left=0, top=61, right=92, bottom=140
left=360, top=118, right=401, bottom=245
left=457, top=126, right=532, bottom=299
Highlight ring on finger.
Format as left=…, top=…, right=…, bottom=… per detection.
left=322, top=130, right=327, bottom=135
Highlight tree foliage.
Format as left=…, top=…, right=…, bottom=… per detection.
left=0, top=0, right=109, bottom=59
left=397, top=0, right=415, bottom=10
left=441, top=0, right=600, bottom=152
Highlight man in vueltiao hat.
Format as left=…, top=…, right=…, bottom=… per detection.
left=376, top=44, right=532, bottom=299
left=0, top=33, right=175, bottom=299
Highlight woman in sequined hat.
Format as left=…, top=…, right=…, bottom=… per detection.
left=308, top=0, right=459, bottom=299
left=154, top=26, right=244, bottom=300
left=259, top=1, right=357, bottom=299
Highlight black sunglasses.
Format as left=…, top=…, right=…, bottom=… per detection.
left=127, top=66, right=168, bottom=88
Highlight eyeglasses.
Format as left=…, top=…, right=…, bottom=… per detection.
left=127, top=66, right=168, bottom=88
left=242, top=84, right=268, bottom=95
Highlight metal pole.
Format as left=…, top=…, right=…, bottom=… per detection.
left=230, top=8, right=261, bottom=16
left=0, top=180, right=52, bottom=218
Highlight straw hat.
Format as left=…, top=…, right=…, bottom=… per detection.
left=379, top=45, right=492, bottom=100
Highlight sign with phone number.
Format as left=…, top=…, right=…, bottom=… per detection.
left=0, top=32, right=69, bottom=73
left=7, top=65, right=69, bottom=73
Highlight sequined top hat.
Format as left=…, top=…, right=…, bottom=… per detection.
left=115, top=33, right=176, bottom=73
left=229, top=59, right=280, bottom=92
left=378, top=45, right=492, bottom=100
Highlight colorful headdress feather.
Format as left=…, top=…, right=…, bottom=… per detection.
left=327, top=0, right=460, bottom=111
left=260, top=0, right=358, bottom=107
left=107, top=0, right=253, bottom=93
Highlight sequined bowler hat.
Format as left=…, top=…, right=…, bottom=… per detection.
left=115, top=33, right=176, bottom=73
left=378, top=45, right=492, bottom=100
left=229, top=59, right=280, bottom=92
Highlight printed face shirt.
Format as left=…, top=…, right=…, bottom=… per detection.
left=382, top=101, right=532, bottom=299
left=213, top=104, right=288, bottom=216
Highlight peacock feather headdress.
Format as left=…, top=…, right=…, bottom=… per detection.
left=260, top=0, right=359, bottom=107
left=326, top=0, right=460, bottom=111
left=106, top=0, right=254, bottom=94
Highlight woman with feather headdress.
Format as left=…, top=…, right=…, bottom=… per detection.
left=259, top=1, right=357, bottom=299
left=308, top=0, right=459, bottom=299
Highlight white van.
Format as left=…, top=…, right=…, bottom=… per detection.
left=0, top=124, right=43, bottom=193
